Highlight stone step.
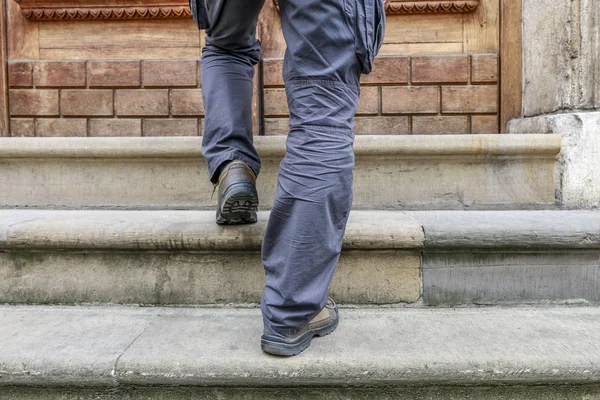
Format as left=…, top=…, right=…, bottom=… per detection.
left=0, top=305, right=599, bottom=399
left=0, top=134, right=560, bottom=210
left=1, top=209, right=598, bottom=306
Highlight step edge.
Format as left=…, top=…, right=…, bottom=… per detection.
left=0, top=135, right=561, bottom=159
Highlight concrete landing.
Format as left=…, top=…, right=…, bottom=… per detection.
left=0, top=305, right=599, bottom=390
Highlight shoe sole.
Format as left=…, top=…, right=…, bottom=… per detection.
left=216, top=182, right=259, bottom=225
left=261, top=317, right=339, bottom=357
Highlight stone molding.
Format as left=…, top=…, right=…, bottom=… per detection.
left=15, top=0, right=479, bottom=21
left=15, top=0, right=192, bottom=21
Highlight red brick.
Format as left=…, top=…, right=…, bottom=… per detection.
left=8, top=62, right=33, bottom=88
left=142, top=60, right=198, bottom=87
left=471, top=55, right=499, bottom=83
left=9, top=90, right=59, bottom=116
left=33, top=61, right=86, bottom=88
left=357, top=87, right=380, bottom=115
left=442, top=86, right=498, bottom=114
left=61, top=90, right=113, bottom=117
left=10, top=118, right=35, bottom=137
left=354, top=117, right=409, bottom=134
left=264, top=118, right=289, bottom=135
left=36, top=119, right=87, bottom=137
left=115, top=90, right=169, bottom=116
left=361, top=57, right=409, bottom=85
left=263, top=59, right=284, bottom=87
left=382, top=86, right=440, bottom=114
left=89, top=119, right=141, bottom=137
left=412, top=56, right=469, bottom=84
left=264, top=89, right=288, bottom=117
left=471, top=115, right=499, bottom=133
left=171, top=89, right=204, bottom=116
left=88, top=61, right=141, bottom=88
left=412, top=116, right=469, bottom=135
left=143, top=119, right=199, bottom=136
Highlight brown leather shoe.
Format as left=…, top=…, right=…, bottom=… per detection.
left=261, top=297, right=339, bottom=356
left=215, top=160, right=259, bottom=225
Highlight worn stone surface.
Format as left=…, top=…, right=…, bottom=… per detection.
left=117, top=307, right=600, bottom=386
left=0, top=306, right=154, bottom=386
left=0, top=210, right=422, bottom=304
left=411, top=210, right=600, bottom=249
left=508, top=112, right=600, bottom=208
left=0, top=250, right=420, bottom=305
left=4, top=306, right=597, bottom=388
left=0, top=135, right=560, bottom=209
left=0, top=210, right=424, bottom=251
left=522, top=0, right=600, bottom=116
left=3, top=386, right=600, bottom=400
left=1, top=306, right=598, bottom=388
left=423, top=250, right=600, bottom=305
left=89, top=119, right=142, bottom=137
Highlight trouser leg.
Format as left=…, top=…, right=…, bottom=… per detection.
left=200, top=0, right=265, bottom=183
left=261, top=0, right=363, bottom=336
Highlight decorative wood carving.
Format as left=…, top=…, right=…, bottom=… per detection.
left=386, top=1, right=479, bottom=14
left=15, top=0, right=192, bottom=21
left=272, top=0, right=480, bottom=15
left=15, top=0, right=479, bottom=21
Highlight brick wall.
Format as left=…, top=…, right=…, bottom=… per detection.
left=7, top=54, right=499, bottom=137
left=264, top=54, right=499, bottom=135
left=8, top=60, right=203, bottom=137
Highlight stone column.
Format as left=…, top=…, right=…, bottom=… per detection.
left=507, top=0, right=599, bottom=208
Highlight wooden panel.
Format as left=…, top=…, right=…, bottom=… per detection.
left=383, top=14, right=464, bottom=44
left=7, top=0, right=39, bottom=58
left=463, top=0, right=499, bottom=53
left=379, top=42, right=463, bottom=56
left=39, top=19, right=200, bottom=60
left=500, top=0, right=522, bottom=132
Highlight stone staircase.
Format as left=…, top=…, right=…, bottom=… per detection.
left=0, top=134, right=599, bottom=398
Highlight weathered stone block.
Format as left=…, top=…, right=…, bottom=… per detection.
left=9, top=90, right=59, bottom=117
left=412, top=55, right=469, bottom=84
left=9, top=119, right=35, bottom=137
left=361, top=57, right=409, bottom=85
left=508, top=112, right=600, bottom=208
left=87, top=61, right=141, bottom=88
left=144, top=119, right=199, bottom=136
left=354, top=116, right=409, bottom=134
left=36, top=119, right=87, bottom=137
left=116, top=90, right=169, bottom=116
left=170, top=89, right=204, bottom=116
left=61, top=90, right=113, bottom=117
left=33, top=62, right=86, bottom=88
left=142, top=60, right=198, bottom=87
left=382, top=86, right=440, bottom=114
left=357, top=86, right=380, bottom=115
left=471, top=54, right=498, bottom=83
left=442, top=86, right=498, bottom=114
left=89, top=119, right=142, bottom=137
left=8, top=62, right=33, bottom=88
left=412, top=116, right=469, bottom=135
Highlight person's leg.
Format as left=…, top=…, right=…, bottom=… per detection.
left=201, top=0, right=265, bottom=184
left=261, top=0, right=364, bottom=342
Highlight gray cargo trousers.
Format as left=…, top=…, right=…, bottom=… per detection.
left=193, top=0, right=384, bottom=336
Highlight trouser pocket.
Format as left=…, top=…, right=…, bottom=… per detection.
left=351, top=0, right=386, bottom=74
left=189, top=0, right=210, bottom=29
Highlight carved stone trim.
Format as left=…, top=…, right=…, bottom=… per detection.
left=272, top=0, right=479, bottom=15
left=15, top=0, right=192, bottom=21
